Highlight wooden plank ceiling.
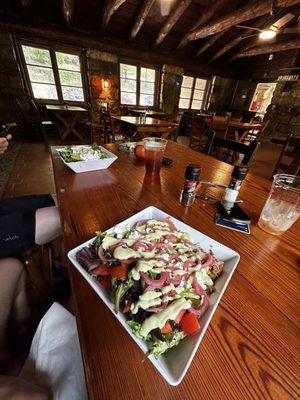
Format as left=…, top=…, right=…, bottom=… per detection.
left=0, top=0, right=299, bottom=78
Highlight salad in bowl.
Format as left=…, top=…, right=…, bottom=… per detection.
left=60, top=144, right=109, bottom=163
left=75, top=217, right=223, bottom=358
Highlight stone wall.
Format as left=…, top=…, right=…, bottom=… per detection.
left=0, top=31, right=30, bottom=123
left=230, top=79, right=256, bottom=114
left=209, top=76, right=236, bottom=114
left=209, top=77, right=257, bottom=117
left=263, top=81, right=300, bottom=139
left=159, top=65, right=183, bottom=115
left=86, top=50, right=120, bottom=120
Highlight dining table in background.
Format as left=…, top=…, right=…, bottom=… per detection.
left=204, top=116, right=263, bottom=140
left=132, top=109, right=168, bottom=119
left=46, top=104, right=88, bottom=142
left=51, top=141, right=299, bottom=400
left=111, top=115, right=178, bottom=139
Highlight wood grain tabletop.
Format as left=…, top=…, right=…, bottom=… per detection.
left=46, top=104, right=87, bottom=112
left=51, top=142, right=300, bottom=400
left=111, top=115, right=178, bottom=127
left=204, top=116, right=263, bottom=130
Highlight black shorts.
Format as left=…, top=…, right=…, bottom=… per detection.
left=0, top=194, right=55, bottom=258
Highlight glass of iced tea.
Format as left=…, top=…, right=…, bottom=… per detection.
left=142, top=137, right=167, bottom=176
left=258, top=174, right=300, bottom=235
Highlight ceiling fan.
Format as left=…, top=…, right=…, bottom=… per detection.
left=236, top=13, right=300, bottom=40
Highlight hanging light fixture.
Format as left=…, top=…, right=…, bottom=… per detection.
left=259, top=29, right=277, bottom=40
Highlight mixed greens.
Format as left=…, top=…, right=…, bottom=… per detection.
left=60, top=144, right=109, bottom=163
left=76, top=218, right=223, bottom=358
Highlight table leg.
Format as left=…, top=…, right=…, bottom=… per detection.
left=119, top=122, right=137, bottom=140
left=55, top=113, right=85, bottom=142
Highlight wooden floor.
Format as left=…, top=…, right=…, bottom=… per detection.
left=3, top=141, right=55, bottom=198
left=2, top=138, right=283, bottom=200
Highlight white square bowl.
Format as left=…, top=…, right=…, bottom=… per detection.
left=68, top=206, right=240, bottom=386
left=56, top=145, right=117, bottom=173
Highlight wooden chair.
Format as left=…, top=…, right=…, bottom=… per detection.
left=16, top=98, right=58, bottom=142
left=241, top=120, right=270, bottom=144
left=189, top=115, right=211, bottom=152
left=211, top=115, right=229, bottom=138
left=272, top=133, right=300, bottom=176
left=160, top=125, right=179, bottom=141
left=101, top=108, right=124, bottom=143
left=138, top=124, right=178, bottom=141
left=86, top=107, right=106, bottom=144
left=208, top=135, right=258, bottom=165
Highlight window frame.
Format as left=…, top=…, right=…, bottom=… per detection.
left=119, top=60, right=160, bottom=108
left=16, top=39, right=88, bottom=106
left=179, top=74, right=212, bottom=111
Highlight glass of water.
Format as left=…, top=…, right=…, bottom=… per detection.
left=258, top=174, right=300, bottom=235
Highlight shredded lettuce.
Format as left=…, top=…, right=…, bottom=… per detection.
left=94, top=231, right=106, bottom=247
left=127, top=320, right=186, bottom=358
left=147, top=331, right=186, bottom=358
left=127, top=320, right=152, bottom=342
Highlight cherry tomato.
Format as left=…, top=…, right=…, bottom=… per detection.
left=179, top=313, right=201, bottom=335
left=134, top=144, right=145, bottom=159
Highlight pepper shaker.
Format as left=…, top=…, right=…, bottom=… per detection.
left=180, top=164, right=201, bottom=206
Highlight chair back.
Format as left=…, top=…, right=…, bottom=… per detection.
left=209, top=136, right=258, bottom=165
left=189, top=115, right=211, bottom=151
left=138, top=124, right=178, bottom=141
left=100, top=108, right=114, bottom=143
left=272, top=133, right=300, bottom=176
left=212, top=116, right=229, bottom=138
left=260, top=120, right=271, bottom=136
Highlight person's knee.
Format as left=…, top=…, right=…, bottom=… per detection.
left=0, top=258, right=23, bottom=276
left=35, top=206, right=61, bottom=246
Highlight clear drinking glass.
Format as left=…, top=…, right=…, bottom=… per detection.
left=142, top=137, right=167, bottom=176
left=258, top=174, right=300, bottom=235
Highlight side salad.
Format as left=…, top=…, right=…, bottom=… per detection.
left=60, top=144, right=109, bottom=162
left=76, top=217, right=223, bottom=358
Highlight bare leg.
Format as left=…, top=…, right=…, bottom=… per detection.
left=0, top=258, right=29, bottom=366
left=35, top=206, right=61, bottom=246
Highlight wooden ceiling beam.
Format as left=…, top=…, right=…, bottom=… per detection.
left=130, top=0, right=155, bottom=40
left=210, top=13, right=292, bottom=62
left=186, top=0, right=300, bottom=43
left=210, top=29, right=255, bottom=62
left=177, top=0, right=224, bottom=49
left=194, top=30, right=227, bottom=58
left=0, top=16, right=223, bottom=76
left=153, top=0, right=192, bottom=47
left=101, top=0, right=127, bottom=31
left=232, top=39, right=300, bottom=60
left=62, top=0, right=74, bottom=27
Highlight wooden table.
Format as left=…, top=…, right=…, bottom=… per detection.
left=132, top=109, right=167, bottom=118
left=46, top=104, right=87, bottom=141
left=204, top=116, right=263, bottom=139
left=112, top=115, right=178, bottom=139
left=51, top=142, right=299, bottom=400
left=271, top=137, right=300, bottom=146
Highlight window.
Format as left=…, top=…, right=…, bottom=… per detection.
left=21, top=44, right=85, bottom=103
left=120, top=63, right=157, bottom=107
left=179, top=75, right=210, bottom=110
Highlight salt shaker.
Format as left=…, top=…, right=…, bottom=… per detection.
left=222, top=165, right=249, bottom=205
